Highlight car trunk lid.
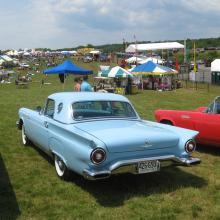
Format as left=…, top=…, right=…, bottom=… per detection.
left=74, top=120, right=179, bottom=153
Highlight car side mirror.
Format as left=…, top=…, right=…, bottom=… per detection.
left=36, top=106, right=42, bottom=113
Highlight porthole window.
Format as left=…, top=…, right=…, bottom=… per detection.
left=57, top=103, right=63, bottom=114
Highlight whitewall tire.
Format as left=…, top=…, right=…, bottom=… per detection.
left=54, top=155, right=70, bottom=180
left=21, top=124, right=30, bottom=146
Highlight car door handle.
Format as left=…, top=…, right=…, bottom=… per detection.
left=44, top=121, right=49, bottom=128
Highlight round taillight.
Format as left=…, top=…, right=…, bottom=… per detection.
left=90, top=148, right=106, bottom=165
left=185, top=140, right=196, bottom=153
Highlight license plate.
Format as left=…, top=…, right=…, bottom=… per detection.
left=138, top=160, right=160, bottom=174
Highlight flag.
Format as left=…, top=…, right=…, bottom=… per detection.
left=193, top=42, right=197, bottom=73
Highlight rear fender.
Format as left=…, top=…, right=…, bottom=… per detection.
left=49, top=138, right=68, bottom=166
left=51, top=150, right=67, bottom=166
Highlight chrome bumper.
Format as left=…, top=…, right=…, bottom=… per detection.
left=16, top=120, right=22, bottom=129
left=83, top=155, right=201, bottom=180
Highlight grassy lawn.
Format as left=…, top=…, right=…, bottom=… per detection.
left=1, top=60, right=220, bottom=220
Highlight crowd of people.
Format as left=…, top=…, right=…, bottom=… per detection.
left=142, top=75, right=182, bottom=91
left=74, top=75, right=181, bottom=93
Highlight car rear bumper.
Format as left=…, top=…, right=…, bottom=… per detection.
left=16, top=120, right=21, bottom=129
left=83, top=155, right=201, bottom=180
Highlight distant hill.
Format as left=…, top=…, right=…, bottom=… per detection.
left=69, top=37, right=220, bottom=53
left=30, top=37, right=220, bottom=54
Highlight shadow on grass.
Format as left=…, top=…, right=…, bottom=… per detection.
left=71, top=167, right=207, bottom=207
left=197, top=144, right=220, bottom=156
left=31, top=145, right=207, bottom=208
left=0, top=154, right=21, bottom=219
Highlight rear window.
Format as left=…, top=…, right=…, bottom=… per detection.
left=72, top=101, right=137, bottom=120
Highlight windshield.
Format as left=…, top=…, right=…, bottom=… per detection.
left=206, top=96, right=220, bottom=114
left=72, top=101, right=137, bottom=120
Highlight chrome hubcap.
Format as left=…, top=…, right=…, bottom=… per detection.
left=55, top=156, right=66, bottom=177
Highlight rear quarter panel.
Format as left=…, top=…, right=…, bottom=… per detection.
left=145, top=120, right=199, bottom=159
left=48, top=123, right=107, bottom=175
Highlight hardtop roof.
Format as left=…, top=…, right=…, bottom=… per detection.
left=48, top=92, right=129, bottom=104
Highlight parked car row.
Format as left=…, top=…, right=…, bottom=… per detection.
left=82, top=54, right=109, bottom=63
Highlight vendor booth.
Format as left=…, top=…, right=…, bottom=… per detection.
left=99, top=66, right=136, bottom=94
left=132, top=61, right=177, bottom=90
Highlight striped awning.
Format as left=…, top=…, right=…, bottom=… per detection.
left=101, top=66, right=133, bottom=78
left=132, top=61, right=177, bottom=75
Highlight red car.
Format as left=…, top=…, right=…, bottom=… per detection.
left=155, top=96, right=220, bottom=147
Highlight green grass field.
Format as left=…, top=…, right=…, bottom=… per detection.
left=1, top=60, right=220, bottom=220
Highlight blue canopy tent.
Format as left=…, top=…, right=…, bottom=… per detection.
left=43, top=60, right=93, bottom=87
left=132, top=61, right=177, bottom=90
left=132, top=61, right=177, bottom=75
left=43, top=60, right=93, bottom=75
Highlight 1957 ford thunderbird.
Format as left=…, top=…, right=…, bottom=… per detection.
left=17, top=92, right=200, bottom=180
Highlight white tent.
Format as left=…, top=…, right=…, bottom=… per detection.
left=1, top=55, right=13, bottom=62
left=126, top=42, right=184, bottom=53
left=23, top=52, right=31, bottom=56
left=18, top=51, right=24, bottom=55
left=100, top=66, right=133, bottom=78
left=211, top=59, right=220, bottom=72
left=138, top=57, right=164, bottom=65
left=90, top=50, right=101, bottom=54
left=6, top=50, right=18, bottom=56
left=100, top=65, right=110, bottom=71
left=125, top=56, right=143, bottom=63
left=0, top=58, right=5, bottom=65
left=69, top=50, right=77, bottom=55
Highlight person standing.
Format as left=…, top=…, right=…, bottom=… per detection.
left=80, top=75, right=93, bottom=91
left=74, top=77, right=82, bottom=91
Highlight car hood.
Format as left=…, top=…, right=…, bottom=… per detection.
left=74, top=120, right=179, bottom=153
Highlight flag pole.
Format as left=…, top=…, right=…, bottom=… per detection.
left=134, top=34, right=143, bottom=90
left=193, top=42, right=197, bottom=90
left=193, top=42, right=197, bottom=73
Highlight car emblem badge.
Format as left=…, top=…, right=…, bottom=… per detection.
left=142, top=140, right=152, bottom=148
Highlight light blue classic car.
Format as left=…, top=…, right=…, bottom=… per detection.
left=17, top=92, right=200, bottom=180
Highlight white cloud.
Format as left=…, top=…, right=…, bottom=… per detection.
left=182, top=0, right=220, bottom=12
left=52, top=0, right=87, bottom=13
left=0, top=0, right=220, bottom=49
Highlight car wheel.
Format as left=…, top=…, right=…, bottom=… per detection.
left=54, top=155, right=70, bottom=180
left=21, top=124, right=30, bottom=146
left=160, top=120, right=173, bottom=126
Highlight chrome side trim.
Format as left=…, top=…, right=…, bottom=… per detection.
left=83, top=155, right=201, bottom=180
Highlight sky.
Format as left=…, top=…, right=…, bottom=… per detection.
left=1, top=0, right=220, bottom=50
